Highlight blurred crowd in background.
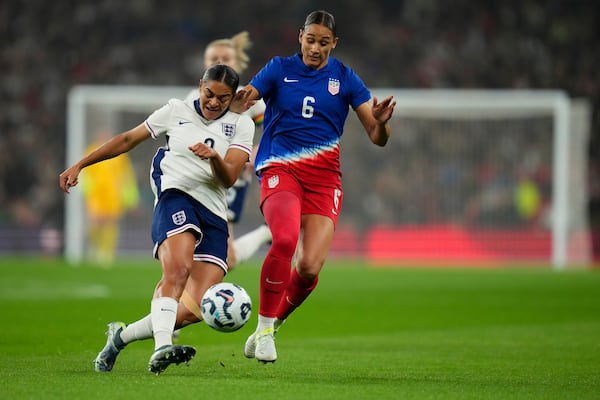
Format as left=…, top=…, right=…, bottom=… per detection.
left=1, top=0, right=598, bottom=258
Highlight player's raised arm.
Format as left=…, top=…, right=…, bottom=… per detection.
left=354, top=95, right=396, bottom=147
left=59, top=124, right=150, bottom=193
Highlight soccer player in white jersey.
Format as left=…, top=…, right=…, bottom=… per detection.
left=185, top=31, right=271, bottom=270
left=238, top=10, right=396, bottom=363
left=59, top=64, right=254, bottom=374
left=172, top=31, right=273, bottom=342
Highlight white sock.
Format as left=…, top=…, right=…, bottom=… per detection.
left=119, top=315, right=153, bottom=344
left=257, top=315, right=275, bottom=332
left=233, top=225, right=272, bottom=264
left=151, top=297, right=178, bottom=350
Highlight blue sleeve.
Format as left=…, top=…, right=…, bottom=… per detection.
left=345, top=66, right=371, bottom=110
left=249, top=57, right=282, bottom=99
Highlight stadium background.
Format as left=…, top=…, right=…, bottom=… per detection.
left=1, top=0, right=599, bottom=264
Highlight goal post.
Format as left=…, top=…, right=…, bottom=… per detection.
left=64, top=86, right=591, bottom=269
left=65, top=85, right=191, bottom=264
left=385, top=89, right=572, bottom=269
left=356, top=89, right=589, bottom=269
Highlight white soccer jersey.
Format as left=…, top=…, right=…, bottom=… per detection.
left=145, top=98, right=254, bottom=221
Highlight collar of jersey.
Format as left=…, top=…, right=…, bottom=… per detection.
left=294, top=52, right=332, bottom=74
left=194, top=99, right=227, bottom=124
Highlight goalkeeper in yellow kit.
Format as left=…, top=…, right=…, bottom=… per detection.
left=82, top=130, right=139, bottom=266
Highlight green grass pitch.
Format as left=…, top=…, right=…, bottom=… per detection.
left=0, top=257, right=599, bottom=399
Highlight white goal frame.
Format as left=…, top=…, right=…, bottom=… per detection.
left=65, top=86, right=578, bottom=269
left=65, top=85, right=191, bottom=265
left=386, top=89, right=573, bottom=270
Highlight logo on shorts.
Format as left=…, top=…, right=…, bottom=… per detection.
left=222, top=123, right=235, bottom=139
left=332, top=188, right=342, bottom=215
left=172, top=210, right=187, bottom=225
left=268, top=175, right=279, bottom=189
left=328, top=78, right=340, bottom=95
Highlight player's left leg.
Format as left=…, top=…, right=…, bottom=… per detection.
left=275, top=214, right=333, bottom=322
left=274, top=179, right=340, bottom=325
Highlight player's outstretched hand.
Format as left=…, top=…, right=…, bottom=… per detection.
left=59, top=166, right=81, bottom=194
left=230, top=88, right=256, bottom=114
left=372, top=96, right=396, bottom=124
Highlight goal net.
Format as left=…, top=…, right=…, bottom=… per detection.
left=65, top=86, right=591, bottom=269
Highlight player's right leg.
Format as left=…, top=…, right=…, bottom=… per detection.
left=245, top=182, right=302, bottom=363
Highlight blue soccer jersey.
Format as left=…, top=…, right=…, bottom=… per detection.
left=250, top=53, right=371, bottom=177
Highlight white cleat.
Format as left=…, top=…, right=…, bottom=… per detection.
left=244, top=331, right=257, bottom=358
left=245, top=320, right=284, bottom=359
left=254, top=328, right=277, bottom=363
left=93, top=321, right=126, bottom=372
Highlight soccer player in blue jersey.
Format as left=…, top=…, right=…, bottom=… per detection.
left=239, top=10, right=397, bottom=363
left=59, top=64, right=254, bottom=374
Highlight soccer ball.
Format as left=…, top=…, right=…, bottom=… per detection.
left=201, top=282, right=252, bottom=332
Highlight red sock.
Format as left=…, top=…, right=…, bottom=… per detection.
left=276, top=268, right=319, bottom=321
left=259, top=253, right=292, bottom=317
left=259, top=191, right=301, bottom=317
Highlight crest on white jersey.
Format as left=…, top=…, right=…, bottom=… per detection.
left=222, top=123, right=235, bottom=139
left=172, top=210, right=186, bottom=225
left=328, top=78, right=340, bottom=95
left=268, top=175, right=279, bottom=189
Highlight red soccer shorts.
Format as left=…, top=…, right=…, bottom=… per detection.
left=259, top=164, right=343, bottom=227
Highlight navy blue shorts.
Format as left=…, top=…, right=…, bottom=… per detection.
left=151, top=189, right=229, bottom=273
left=226, top=178, right=250, bottom=223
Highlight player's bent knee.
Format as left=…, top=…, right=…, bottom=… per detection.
left=295, top=267, right=319, bottom=281
left=296, top=259, right=324, bottom=281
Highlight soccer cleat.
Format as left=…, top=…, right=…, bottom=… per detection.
left=254, top=327, right=277, bottom=363
left=244, top=331, right=257, bottom=358
left=244, top=320, right=284, bottom=359
left=93, top=322, right=127, bottom=372
left=148, top=344, right=196, bottom=375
